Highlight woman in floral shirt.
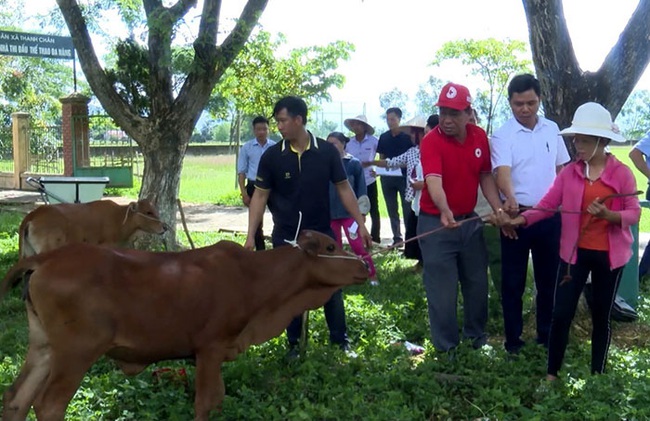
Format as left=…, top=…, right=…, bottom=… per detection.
left=364, top=116, right=434, bottom=270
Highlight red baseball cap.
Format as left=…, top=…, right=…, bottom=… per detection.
left=435, top=83, right=472, bottom=110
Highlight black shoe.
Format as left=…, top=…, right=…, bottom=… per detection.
left=505, top=339, right=525, bottom=354
left=535, top=337, right=549, bottom=349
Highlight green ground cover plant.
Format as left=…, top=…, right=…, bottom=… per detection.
left=2, top=209, right=650, bottom=420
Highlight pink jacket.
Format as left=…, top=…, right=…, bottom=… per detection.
left=522, top=155, right=640, bottom=269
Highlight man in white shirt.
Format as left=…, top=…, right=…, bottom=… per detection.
left=237, top=116, right=276, bottom=250
left=344, top=115, right=380, bottom=243
left=629, top=130, right=650, bottom=280
left=491, top=74, right=571, bottom=353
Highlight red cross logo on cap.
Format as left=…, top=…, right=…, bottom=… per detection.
left=446, top=86, right=457, bottom=99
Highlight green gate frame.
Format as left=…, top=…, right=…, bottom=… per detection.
left=71, top=114, right=134, bottom=187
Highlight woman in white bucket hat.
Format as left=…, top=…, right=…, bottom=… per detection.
left=507, top=102, right=640, bottom=381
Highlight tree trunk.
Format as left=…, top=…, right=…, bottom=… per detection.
left=523, top=0, right=650, bottom=133
left=137, top=123, right=190, bottom=251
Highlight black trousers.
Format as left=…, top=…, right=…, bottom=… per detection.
left=500, top=214, right=560, bottom=351
left=404, top=207, right=422, bottom=263
left=367, top=181, right=381, bottom=243
left=246, top=180, right=265, bottom=251
left=272, top=231, right=348, bottom=347
left=547, top=249, right=623, bottom=376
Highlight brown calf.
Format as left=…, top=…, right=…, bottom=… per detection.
left=18, top=199, right=167, bottom=258
left=0, top=230, right=368, bottom=421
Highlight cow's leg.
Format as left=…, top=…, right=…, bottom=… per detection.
left=193, top=348, right=225, bottom=421
left=32, top=350, right=100, bottom=421
left=3, top=304, right=51, bottom=421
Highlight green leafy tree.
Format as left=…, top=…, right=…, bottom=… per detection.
left=473, top=88, right=512, bottom=131
left=56, top=0, right=269, bottom=248
left=308, top=114, right=338, bottom=139
left=432, top=38, right=532, bottom=135
left=414, top=76, right=444, bottom=117
left=379, top=87, right=409, bottom=117
left=0, top=56, right=77, bottom=124
left=618, top=89, right=650, bottom=140
left=210, top=30, right=353, bottom=146
left=523, top=0, right=650, bottom=129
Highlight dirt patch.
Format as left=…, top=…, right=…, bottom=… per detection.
left=0, top=189, right=272, bottom=236
left=175, top=202, right=273, bottom=234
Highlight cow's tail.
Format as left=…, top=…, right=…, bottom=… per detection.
left=0, top=256, right=40, bottom=302
left=18, top=219, right=37, bottom=259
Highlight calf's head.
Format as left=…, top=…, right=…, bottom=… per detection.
left=297, top=230, right=369, bottom=286
left=126, top=199, right=168, bottom=234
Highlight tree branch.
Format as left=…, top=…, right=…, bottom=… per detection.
left=144, top=0, right=192, bottom=117
left=522, top=0, right=581, bottom=92
left=596, top=0, right=650, bottom=117
left=168, top=0, right=198, bottom=22
left=142, top=0, right=162, bottom=16
left=56, top=0, right=148, bottom=137
left=215, top=0, right=269, bottom=78
left=175, top=0, right=268, bottom=125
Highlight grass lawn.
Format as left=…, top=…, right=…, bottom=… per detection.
left=2, top=209, right=650, bottom=419
left=610, top=146, right=649, bottom=232
left=0, top=159, right=13, bottom=173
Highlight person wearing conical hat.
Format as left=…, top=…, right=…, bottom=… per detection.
left=363, top=115, right=430, bottom=270
left=344, top=115, right=381, bottom=244
left=507, top=102, right=640, bottom=380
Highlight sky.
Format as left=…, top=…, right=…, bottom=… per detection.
left=26, top=0, right=650, bottom=131
left=216, top=0, right=650, bottom=130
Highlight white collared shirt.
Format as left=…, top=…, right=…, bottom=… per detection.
left=345, top=133, right=379, bottom=185
left=490, top=116, right=570, bottom=206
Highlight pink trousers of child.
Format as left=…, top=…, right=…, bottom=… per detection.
left=330, top=218, right=376, bottom=279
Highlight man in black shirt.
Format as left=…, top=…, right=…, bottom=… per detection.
left=377, top=107, right=412, bottom=245
left=245, top=96, right=371, bottom=356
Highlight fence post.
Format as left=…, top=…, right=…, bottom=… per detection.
left=11, top=112, right=29, bottom=189
left=60, top=93, right=90, bottom=176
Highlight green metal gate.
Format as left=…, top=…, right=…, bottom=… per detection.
left=72, top=114, right=134, bottom=187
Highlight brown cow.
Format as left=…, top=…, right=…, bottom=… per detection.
left=1, top=230, right=368, bottom=421
left=18, top=199, right=167, bottom=258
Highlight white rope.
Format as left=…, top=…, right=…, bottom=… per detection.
left=284, top=211, right=303, bottom=248
left=122, top=204, right=132, bottom=225
left=583, top=138, right=600, bottom=181
left=282, top=211, right=364, bottom=262
left=316, top=254, right=361, bottom=261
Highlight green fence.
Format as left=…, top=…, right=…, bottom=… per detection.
left=73, top=114, right=134, bottom=187
left=29, top=124, right=63, bottom=174
left=0, top=123, right=12, bottom=172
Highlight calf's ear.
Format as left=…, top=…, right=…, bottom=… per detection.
left=128, top=202, right=137, bottom=212
left=299, top=232, right=321, bottom=256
